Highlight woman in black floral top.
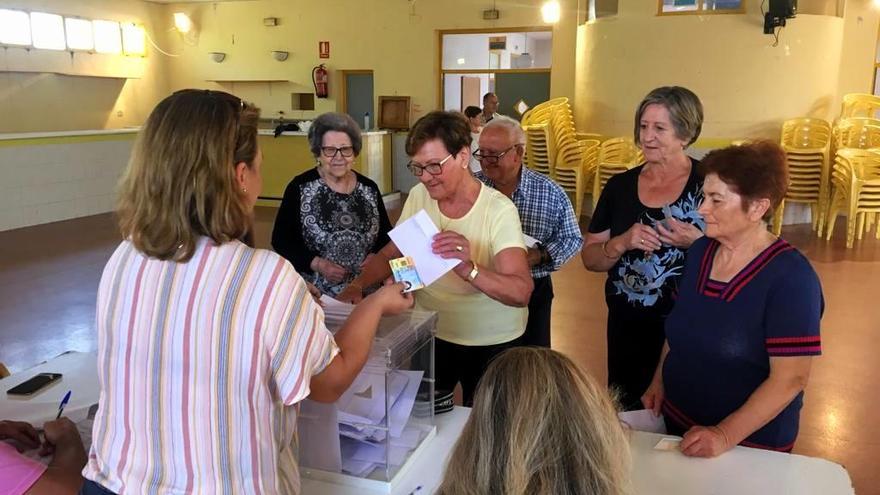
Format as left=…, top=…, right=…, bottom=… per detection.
left=272, top=113, right=391, bottom=297
left=581, top=87, right=706, bottom=411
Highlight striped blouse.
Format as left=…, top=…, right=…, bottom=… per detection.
left=83, top=237, right=339, bottom=494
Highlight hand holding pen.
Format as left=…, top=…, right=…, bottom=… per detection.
left=56, top=390, right=71, bottom=419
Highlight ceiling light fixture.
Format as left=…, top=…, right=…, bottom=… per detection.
left=541, top=1, right=561, bottom=23
left=173, top=12, right=192, bottom=33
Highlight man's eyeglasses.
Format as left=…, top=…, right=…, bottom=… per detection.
left=473, top=146, right=518, bottom=165
left=321, top=146, right=355, bottom=158
left=407, top=153, right=454, bottom=177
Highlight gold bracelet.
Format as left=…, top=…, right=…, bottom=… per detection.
left=601, top=240, right=617, bottom=259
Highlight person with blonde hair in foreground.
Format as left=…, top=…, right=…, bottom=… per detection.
left=437, top=347, right=631, bottom=495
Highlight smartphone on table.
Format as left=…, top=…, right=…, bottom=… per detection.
left=6, top=373, right=63, bottom=397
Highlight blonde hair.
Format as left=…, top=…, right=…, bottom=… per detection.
left=438, top=348, right=631, bottom=495
left=117, top=89, right=260, bottom=261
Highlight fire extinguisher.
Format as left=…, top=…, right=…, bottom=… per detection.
left=313, top=64, right=328, bottom=99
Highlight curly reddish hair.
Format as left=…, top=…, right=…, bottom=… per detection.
left=700, top=140, right=788, bottom=221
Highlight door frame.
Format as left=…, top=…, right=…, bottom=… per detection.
left=339, top=69, right=374, bottom=116
left=436, top=27, right=552, bottom=110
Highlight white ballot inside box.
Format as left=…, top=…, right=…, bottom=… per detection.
left=298, top=309, right=438, bottom=493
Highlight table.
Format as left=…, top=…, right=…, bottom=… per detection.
left=0, top=352, right=855, bottom=494
left=302, top=407, right=854, bottom=495
left=0, top=351, right=99, bottom=425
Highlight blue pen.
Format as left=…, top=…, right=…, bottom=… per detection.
left=56, top=390, right=71, bottom=419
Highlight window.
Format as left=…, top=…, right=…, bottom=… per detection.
left=65, top=17, right=94, bottom=51
left=658, top=0, right=744, bottom=15
left=121, top=23, right=145, bottom=56
left=93, top=20, right=122, bottom=54
left=0, top=8, right=143, bottom=57
left=30, top=12, right=66, bottom=50
left=0, top=9, right=31, bottom=45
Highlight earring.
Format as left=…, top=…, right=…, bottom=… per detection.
left=242, top=186, right=248, bottom=193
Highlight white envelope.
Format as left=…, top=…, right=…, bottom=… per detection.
left=618, top=409, right=667, bottom=434
left=388, top=209, right=461, bottom=286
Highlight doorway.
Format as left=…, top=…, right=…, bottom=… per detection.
left=341, top=70, right=374, bottom=130
left=439, top=28, right=552, bottom=119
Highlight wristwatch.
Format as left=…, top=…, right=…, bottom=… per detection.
left=467, top=262, right=480, bottom=282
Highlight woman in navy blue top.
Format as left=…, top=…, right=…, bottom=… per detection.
left=642, top=141, right=823, bottom=456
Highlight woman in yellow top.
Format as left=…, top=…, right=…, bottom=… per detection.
left=338, top=111, right=533, bottom=406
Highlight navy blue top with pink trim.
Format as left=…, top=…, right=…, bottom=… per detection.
left=662, top=236, right=824, bottom=451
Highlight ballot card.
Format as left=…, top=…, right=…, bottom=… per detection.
left=653, top=437, right=681, bottom=451
left=390, top=256, right=425, bottom=292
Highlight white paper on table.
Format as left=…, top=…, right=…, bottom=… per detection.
left=345, top=437, right=411, bottom=466
left=388, top=210, right=461, bottom=286
left=388, top=370, right=423, bottom=437
left=298, top=400, right=342, bottom=472
left=337, top=371, right=409, bottom=426
left=339, top=423, right=380, bottom=442
left=318, top=294, right=354, bottom=320
left=390, top=424, right=424, bottom=450
left=618, top=409, right=667, bottom=434
left=523, top=233, right=540, bottom=248
left=341, top=454, right=377, bottom=477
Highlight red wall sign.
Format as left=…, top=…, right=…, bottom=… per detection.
left=319, top=41, right=330, bottom=59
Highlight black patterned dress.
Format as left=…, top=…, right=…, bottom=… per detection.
left=272, top=168, right=392, bottom=296
left=587, top=160, right=705, bottom=410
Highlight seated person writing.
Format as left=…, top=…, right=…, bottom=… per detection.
left=0, top=418, right=86, bottom=495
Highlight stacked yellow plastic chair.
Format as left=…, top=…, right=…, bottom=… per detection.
left=840, top=93, right=880, bottom=120
left=522, top=98, right=568, bottom=175
left=825, top=148, right=880, bottom=248
left=523, top=123, right=553, bottom=176
left=772, top=118, right=832, bottom=237
left=554, top=139, right=600, bottom=219
left=835, top=118, right=880, bottom=149
left=592, top=137, right=643, bottom=209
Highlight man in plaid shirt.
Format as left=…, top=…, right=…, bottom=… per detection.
left=474, top=118, right=583, bottom=347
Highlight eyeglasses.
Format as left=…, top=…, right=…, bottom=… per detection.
left=407, top=153, right=454, bottom=177
left=473, top=146, right=518, bottom=165
left=321, top=146, right=355, bottom=158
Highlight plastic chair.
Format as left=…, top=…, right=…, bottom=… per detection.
left=554, top=139, right=600, bottom=219
left=835, top=118, right=880, bottom=149
left=825, top=148, right=880, bottom=248
left=593, top=137, right=643, bottom=209
left=524, top=123, right=553, bottom=176
left=840, top=93, right=880, bottom=120
left=772, top=118, right=832, bottom=236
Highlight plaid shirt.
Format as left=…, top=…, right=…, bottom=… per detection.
left=477, top=167, right=583, bottom=279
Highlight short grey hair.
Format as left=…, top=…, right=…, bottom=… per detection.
left=634, top=86, right=703, bottom=148
left=483, top=116, right=526, bottom=147
left=308, top=112, right=363, bottom=157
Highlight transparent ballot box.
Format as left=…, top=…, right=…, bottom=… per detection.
left=298, top=309, right=437, bottom=492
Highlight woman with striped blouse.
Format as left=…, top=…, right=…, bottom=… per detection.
left=81, top=89, right=411, bottom=494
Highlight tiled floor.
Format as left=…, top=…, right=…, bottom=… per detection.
left=1, top=207, right=877, bottom=494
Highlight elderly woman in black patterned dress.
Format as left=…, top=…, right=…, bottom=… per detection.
left=272, top=112, right=392, bottom=297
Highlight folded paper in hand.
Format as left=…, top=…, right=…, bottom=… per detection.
left=388, top=210, right=461, bottom=286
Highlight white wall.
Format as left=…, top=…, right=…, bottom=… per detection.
left=0, top=136, right=133, bottom=231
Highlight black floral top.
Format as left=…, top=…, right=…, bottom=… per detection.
left=272, top=168, right=392, bottom=296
